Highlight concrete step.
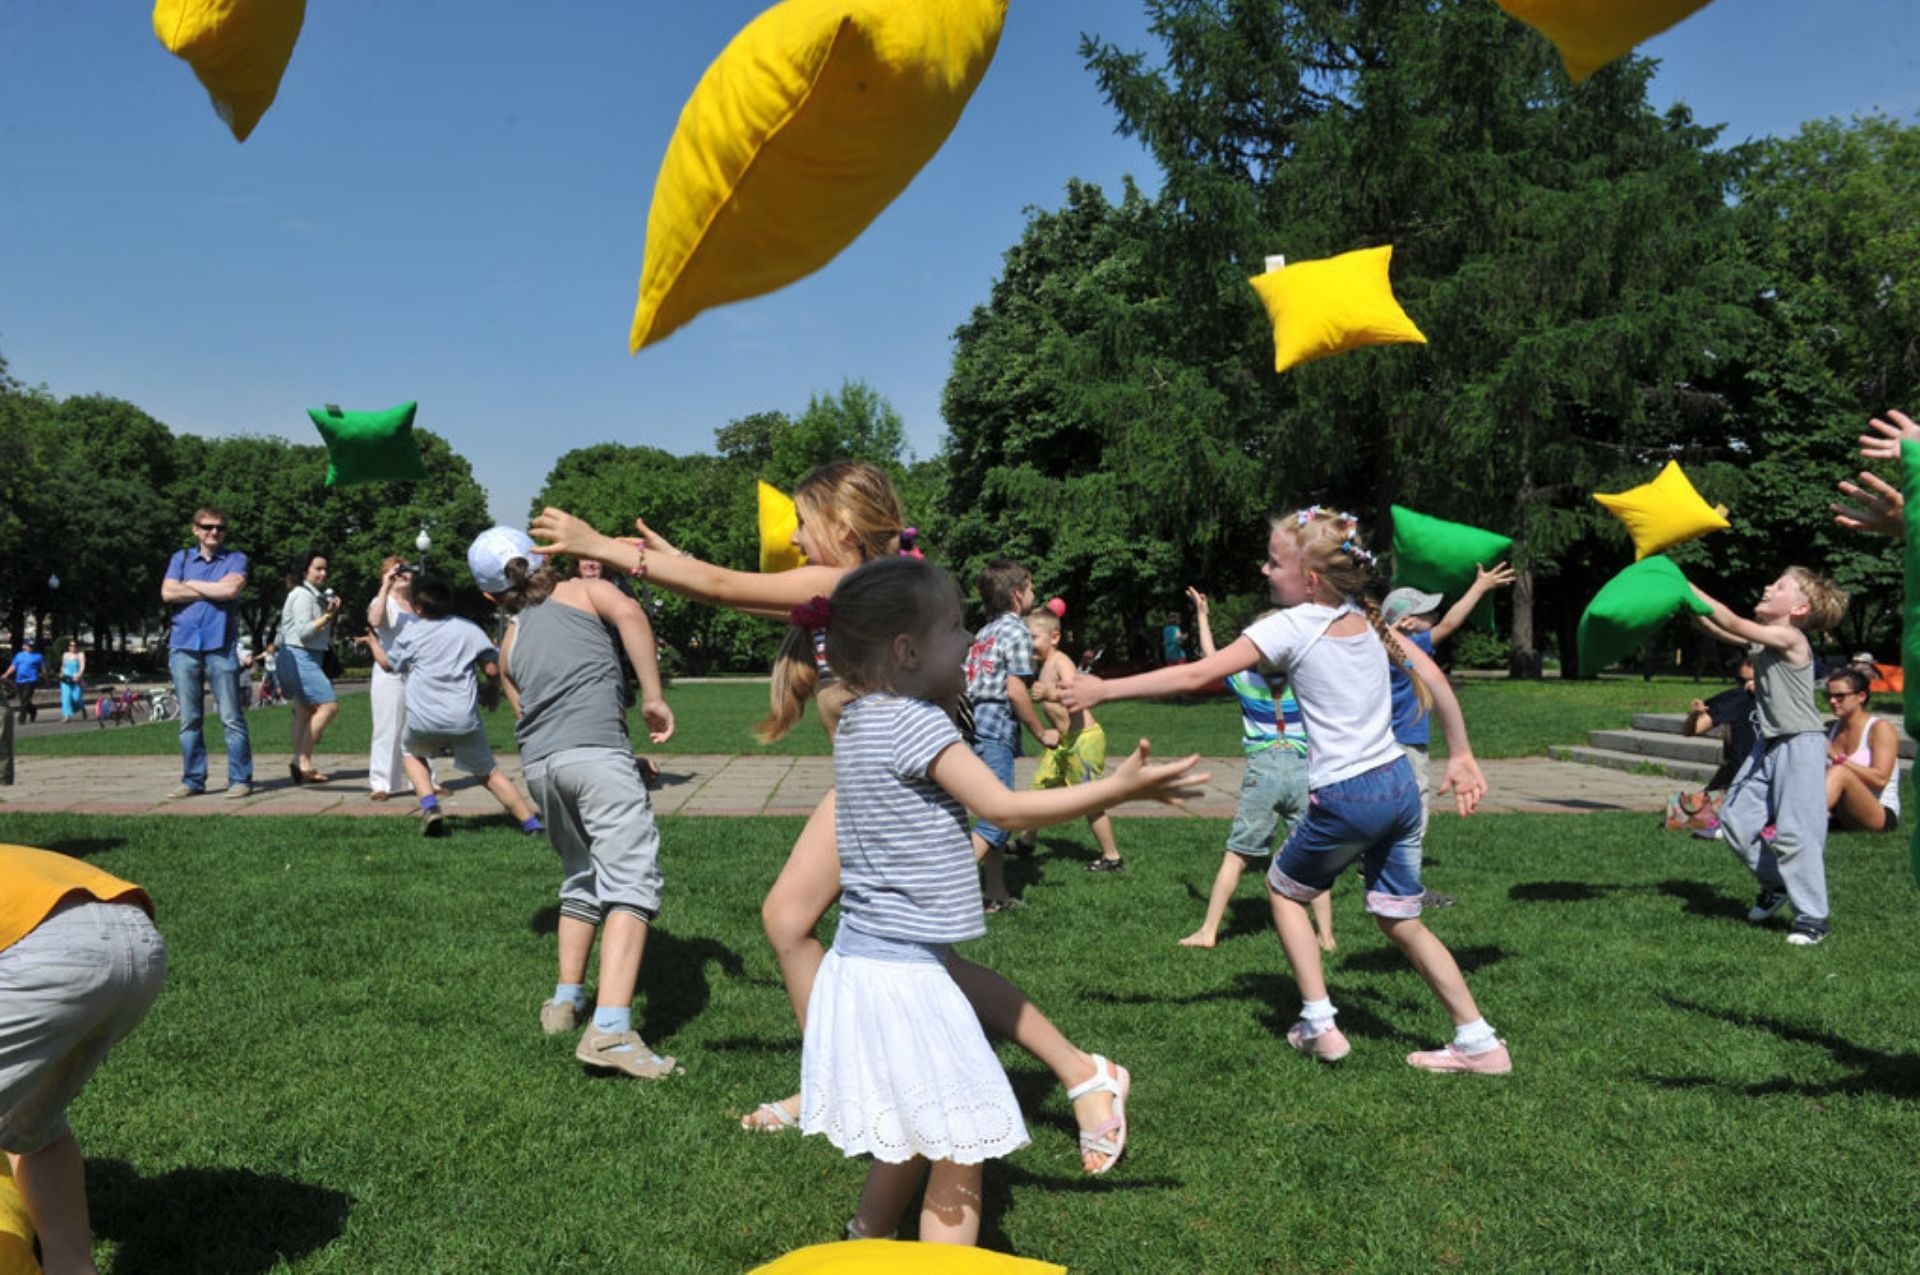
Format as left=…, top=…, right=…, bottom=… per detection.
left=1631, top=712, right=1917, bottom=759
left=1589, top=729, right=1725, bottom=765
left=1548, top=745, right=1719, bottom=784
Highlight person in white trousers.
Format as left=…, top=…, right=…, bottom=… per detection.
left=362, top=557, right=440, bottom=800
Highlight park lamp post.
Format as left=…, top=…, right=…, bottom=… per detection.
left=415, top=526, right=432, bottom=574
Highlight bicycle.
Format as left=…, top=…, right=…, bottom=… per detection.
left=96, top=676, right=144, bottom=728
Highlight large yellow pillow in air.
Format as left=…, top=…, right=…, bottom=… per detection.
left=0, top=1158, right=37, bottom=1275
left=1592, top=460, right=1730, bottom=560
left=750, top=1239, right=1063, bottom=1274
left=1496, top=0, right=1714, bottom=84
left=152, top=0, right=306, bottom=143
left=1247, top=246, right=1427, bottom=374
left=758, top=481, right=807, bottom=573
left=631, top=0, right=1008, bottom=351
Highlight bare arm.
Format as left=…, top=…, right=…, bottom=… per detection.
left=586, top=579, right=675, bottom=743
left=1841, top=718, right=1901, bottom=792
left=1005, top=674, right=1055, bottom=747
left=361, top=630, right=395, bottom=674
left=1687, top=584, right=1805, bottom=659
left=928, top=738, right=1207, bottom=830
left=1065, top=636, right=1261, bottom=711
left=1185, top=586, right=1218, bottom=658
left=1429, top=562, right=1515, bottom=645
left=1399, top=635, right=1487, bottom=815
left=495, top=623, right=521, bottom=716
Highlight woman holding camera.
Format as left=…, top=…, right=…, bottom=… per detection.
left=362, top=555, right=436, bottom=800
left=277, top=549, right=342, bottom=783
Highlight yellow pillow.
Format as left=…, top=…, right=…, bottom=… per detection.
left=0, top=1158, right=37, bottom=1275
left=152, top=0, right=307, bottom=143
left=630, top=0, right=1007, bottom=351
left=758, top=481, right=807, bottom=573
left=750, top=1239, right=1064, bottom=1274
left=1247, top=246, right=1427, bottom=374
left=1496, top=0, right=1714, bottom=84
left=1592, top=460, right=1730, bottom=559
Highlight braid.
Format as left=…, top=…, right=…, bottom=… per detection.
left=1362, top=594, right=1433, bottom=720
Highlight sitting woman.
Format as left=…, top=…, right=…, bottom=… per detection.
left=1823, top=667, right=1902, bottom=832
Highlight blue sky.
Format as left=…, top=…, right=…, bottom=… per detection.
left=2, top=2, right=1915, bottom=528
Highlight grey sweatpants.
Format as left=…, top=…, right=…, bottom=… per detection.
left=524, top=746, right=663, bottom=926
left=1719, top=731, right=1829, bottom=924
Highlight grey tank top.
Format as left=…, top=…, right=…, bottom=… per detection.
left=511, top=601, right=632, bottom=764
left=1751, top=643, right=1823, bottom=739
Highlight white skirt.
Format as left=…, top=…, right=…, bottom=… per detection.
left=800, top=948, right=1029, bottom=1165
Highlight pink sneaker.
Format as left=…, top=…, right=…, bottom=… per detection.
left=1286, top=1020, right=1351, bottom=1063
left=1406, top=1040, right=1512, bottom=1075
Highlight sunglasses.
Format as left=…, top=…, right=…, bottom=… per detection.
left=196, top=523, right=228, bottom=532
left=1822, top=689, right=1862, bottom=701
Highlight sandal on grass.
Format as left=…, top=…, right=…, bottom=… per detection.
left=1065, top=1054, right=1131, bottom=1175
left=1085, top=857, right=1125, bottom=873
left=740, top=1100, right=799, bottom=1133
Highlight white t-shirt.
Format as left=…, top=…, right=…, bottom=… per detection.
left=1243, top=602, right=1404, bottom=790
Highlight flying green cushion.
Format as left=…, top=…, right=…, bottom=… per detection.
left=308, top=402, right=428, bottom=487
left=1576, top=555, right=1713, bottom=678
left=1390, top=506, right=1514, bottom=631
left=1901, top=441, right=1920, bottom=888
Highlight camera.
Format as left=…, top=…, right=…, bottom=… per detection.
left=321, top=588, right=339, bottom=606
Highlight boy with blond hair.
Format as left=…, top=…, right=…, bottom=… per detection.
left=1689, top=566, right=1850, bottom=945
left=1021, top=607, right=1124, bottom=870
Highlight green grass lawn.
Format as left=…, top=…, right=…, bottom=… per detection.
left=3, top=808, right=1916, bottom=1271
left=23, top=674, right=1868, bottom=763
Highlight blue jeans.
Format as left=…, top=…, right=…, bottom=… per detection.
left=969, top=700, right=1020, bottom=848
left=1267, top=756, right=1425, bottom=917
left=169, top=648, right=252, bottom=790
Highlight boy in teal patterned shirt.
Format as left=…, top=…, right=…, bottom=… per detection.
left=1178, top=589, right=1333, bottom=950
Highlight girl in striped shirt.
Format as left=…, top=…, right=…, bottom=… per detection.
left=801, top=557, right=1204, bottom=1245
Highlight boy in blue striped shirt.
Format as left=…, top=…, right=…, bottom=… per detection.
left=1178, top=589, right=1332, bottom=950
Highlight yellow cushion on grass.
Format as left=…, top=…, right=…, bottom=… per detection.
left=757, top=480, right=807, bottom=573
left=630, top=0, right=1008, bottom=351
left=1247, top=246, right=1427, bottom=374
left=152, top=0, right=307, bottom=142
left=1496, top=0, right=1714, bottom=84
left=750, top=1239, right=1064, bottom=1274
left=0, top=1159, right=39, bottom=1275
left=1592, top=460, right=1730, bottom=560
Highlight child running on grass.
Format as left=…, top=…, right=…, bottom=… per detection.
left=1067, top=507, right=1511, bottom=1074
left=475, top=528, right=680, bottom=1079
left=1178, top=586, right=1331, bottom=951
left=530, top=462, right=1142, bottom=1172
left=798, top=557, right=1204, bottom=1244
left=965, top=560, right=1059, bottom=909
left=363, top=570, right=543, bottom=840
left=1687, top=566, right=1850, bottom=945
left=1020, top=605, right=1124, bottom=871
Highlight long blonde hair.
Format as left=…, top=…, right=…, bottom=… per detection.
left=758, top=461, right=907, bottom=742
left=1272, top=508, right=1433, bottom=721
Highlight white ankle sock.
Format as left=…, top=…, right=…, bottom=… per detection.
left=1453, top=1017, right=1499, bottom=1053
left=1299, top=998, right=1337, bottom=1034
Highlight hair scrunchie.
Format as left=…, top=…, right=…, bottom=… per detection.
left=898, top=527, right=924, bottom=561
left=790, top=596, right=832, bottom=629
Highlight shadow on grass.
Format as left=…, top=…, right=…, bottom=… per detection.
left=1508, top=880, right=1631, bottom=903
left=1656, top=879, right=1751, bottom=925
left=88, top=1159, right=351, bottom=1274
left=1337, top=943, right=1509, bottom=977
left=640, top=929, right=748, bottom=1041
left=44, top=836, right=128, bottom=860
left=1647, top=995, right=1920, bottom=1101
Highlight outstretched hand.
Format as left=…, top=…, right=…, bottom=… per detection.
left=1185, top=585, right=1209, bottom=616
left=1436, top=753, right=1488, bottom=817
left=1060, top=672, right=1105, bottom=713
left=1475, top=561, right=1517, bottom=591
left=630, top=516, right=679, bottom=558
left=529, top=507, right=617, bottom=561
left=1856, top=409, right=1919, bottom=462
left=1110, top=739, right=1210, bottom=807
left=1832, top=470, right=1905, bottom=537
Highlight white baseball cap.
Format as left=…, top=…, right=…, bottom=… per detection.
left=467, top=526, right=545, bottom=594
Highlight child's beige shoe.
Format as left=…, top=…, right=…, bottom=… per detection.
left=539, top=998, right=583, bottom=1036
left=575, top=1027, right=678, bottom=1079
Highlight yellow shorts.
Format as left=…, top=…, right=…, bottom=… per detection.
left=1030, top=724, right=1107, bottom=789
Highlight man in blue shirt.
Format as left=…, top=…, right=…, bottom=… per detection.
left=2, top=639, right=46, bottom=721
left=160, top=506, right=254, bottom=798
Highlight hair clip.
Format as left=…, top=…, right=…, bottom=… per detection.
left=790, top=596, right=832, bottom=629
left=898, top=526, right=923, bottom=560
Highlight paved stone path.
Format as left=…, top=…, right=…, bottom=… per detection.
left=0, top=751, right=1680, bottom=818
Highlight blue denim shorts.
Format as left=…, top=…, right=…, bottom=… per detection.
left=969, top=700, right=1019, bottom=848
left=1226, top=746, right=1309, bottom=859
left=276, top=646, right=336, bottom=705
left=1267, top=756, right=1425, bottom=917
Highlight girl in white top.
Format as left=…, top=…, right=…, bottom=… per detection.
left=802, top=557, right=1203, bottom=1244
left=1822, top=667, right=1902, bottom=832
left=1067, top=508, right=1513, bottom=1075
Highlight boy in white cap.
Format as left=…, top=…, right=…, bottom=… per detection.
left=361, top=528, right=542, bottom=838
left=1381, top=563, right=1515, bottom=906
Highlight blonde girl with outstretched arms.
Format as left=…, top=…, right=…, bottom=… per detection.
left=530, top=462, right=1141, bottom=1169
left=1066, top=508, right=1512, bottom=1073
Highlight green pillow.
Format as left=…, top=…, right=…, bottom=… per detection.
left=308, top=401, right=428, bottom=487
left=1576, top=555, right=1713, bottom=678
left=1901, top=440, right=1920, bottom=888
left=1390, top=506, right=1515, bottom=630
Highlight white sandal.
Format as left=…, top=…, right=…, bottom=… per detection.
left=1064, top=1054, right=1131, bottom=1175
left=739, top=1100, right=799, bottom=1133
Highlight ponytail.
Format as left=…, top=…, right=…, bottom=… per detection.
left=757, top=624, right=821, bottom=743
left=1362, top=594, right=1433, bottom=721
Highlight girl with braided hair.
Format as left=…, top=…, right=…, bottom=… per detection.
left=1065, top=507, right=1515, bottom=1074
left=530, top=461, right=1138, bottom=1169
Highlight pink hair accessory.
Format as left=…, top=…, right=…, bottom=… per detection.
left=790, top=595, right=832, bottom=629
left=898, top=526, right=924, bottom=560
left=1045, top=597, right=1066, bottom=619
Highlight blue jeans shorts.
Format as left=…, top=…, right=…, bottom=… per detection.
left=1267, top=756, right=1426, bottom=917
left=1226, top=746, right=1310, bottom=860
left=969, top=700, right=1020, bottom=848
